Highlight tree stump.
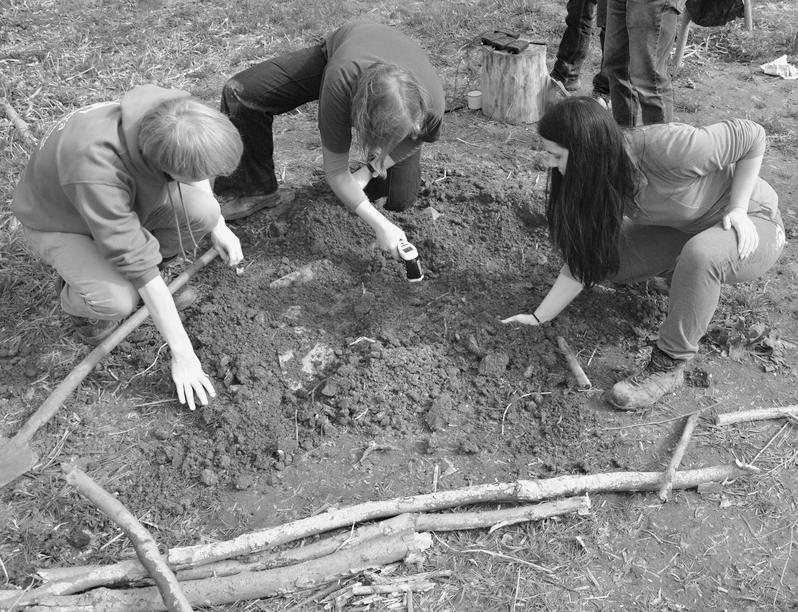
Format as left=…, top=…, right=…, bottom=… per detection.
left=480, top=43, right=547, bottom=124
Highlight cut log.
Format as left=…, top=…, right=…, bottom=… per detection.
left=480, top=42, right=547, bottom=124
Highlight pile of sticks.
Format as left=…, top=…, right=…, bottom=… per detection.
left=1, top=458, right=763, bottom=612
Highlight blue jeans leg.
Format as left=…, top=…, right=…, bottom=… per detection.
left=552, top=0, right=598, bottom=87
left=215, top=43, right=327, bottom=198
left=612, top=216, right=786, bottom=360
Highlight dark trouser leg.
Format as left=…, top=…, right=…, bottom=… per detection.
left=214, top=43, right=327, bottom=198
left=626, top=0, right=680, bottom=125
left=364, top=148, right=423, bottom=212
left=591, top=0, right=610, bottom=95
left=551, top=0, right=598, bottom=88
left=605, top=0, right=638, bottom=126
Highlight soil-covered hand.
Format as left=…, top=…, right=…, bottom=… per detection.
left=722, top=208, right=759, bottom=259
left=210, top=218, right=244, bottom=267
left=500, top=314, right=540, bottom=326
left=171, top=350, right=216, bottom=411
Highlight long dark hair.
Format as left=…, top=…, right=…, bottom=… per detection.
left=538, top=97, right=637, bottom=288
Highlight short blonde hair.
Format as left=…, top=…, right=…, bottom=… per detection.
left=138, top=97, right=243, bottom=179
left=351, top=63, right=430, bottom=163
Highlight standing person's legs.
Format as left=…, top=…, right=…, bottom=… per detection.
left=551, top=0, right=599, bottom=91
left=604, top=0, right=638, bottom=126
left=363, top=149, right=423, bottom=212
left=23, top=228, right=139, bottom=321
left=626, top=0, right=681, bottom=125
left=214, top=43, right=327, bottom=199
left=591, top=0, right=610, bottom=99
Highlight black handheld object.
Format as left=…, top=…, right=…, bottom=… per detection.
left=480, top=30, right=529, bottom=54
left=397, top=238, right=423, bottom=282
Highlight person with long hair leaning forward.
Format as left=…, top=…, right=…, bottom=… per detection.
left=502, top=97, right=786, bottom=411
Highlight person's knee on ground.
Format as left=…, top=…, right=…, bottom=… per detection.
left=63, top=280, right=139, bottom=322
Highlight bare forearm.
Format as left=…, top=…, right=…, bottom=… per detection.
left=138, top=277, right=194, bottom=358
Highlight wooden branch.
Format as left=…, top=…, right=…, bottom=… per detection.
left=61, top=463, right=192, bottom=612
left=715, top=405, right=798, bottom=426
left=556, top=336, right=591, bottom=389
left=27, top=532, right=432, bottom=612
left=30, top=500, right=586, bottom=603
left=10, top=464, right=753, bottom=608
left=0, top=97, right=36, bottom=146
left=657, top=411, right=701, bottom=502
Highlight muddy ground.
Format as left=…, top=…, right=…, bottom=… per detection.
left=2, top=6, right=798, bottom=611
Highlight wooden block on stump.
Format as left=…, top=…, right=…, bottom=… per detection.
left=480, top=43, right=547, bottom=124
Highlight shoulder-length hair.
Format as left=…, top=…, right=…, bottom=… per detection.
left=538, top=97, right=637, bottom=288
left=351, top=63, right=430, bottom=164
left=139, top=97, right=243, bottom=179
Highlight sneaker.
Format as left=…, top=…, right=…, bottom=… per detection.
left=591, top=90, right=611, bottom=111
left=606, top=346, right=686, bottom=411
left=220, top=188, right=295, bottom=221
left=70, top=317, right=119, bottom=346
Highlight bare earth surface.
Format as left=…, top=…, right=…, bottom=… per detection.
left=2, top=6, right=798, bottom=611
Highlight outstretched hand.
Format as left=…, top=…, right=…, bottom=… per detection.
left=722, top=209, right=759, bottom=259
left=171, top=351, right=216, bottom=411
left=501, top=314, right=541, bottom=326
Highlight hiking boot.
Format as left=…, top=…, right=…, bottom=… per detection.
left=220, top=188, right=295, bottom=221
left=606, top=346, right=686, bottom=411
left=70, top=317, right=119, bottom=346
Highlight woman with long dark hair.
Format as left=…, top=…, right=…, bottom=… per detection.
left=503, top=97, right=785, bottom=410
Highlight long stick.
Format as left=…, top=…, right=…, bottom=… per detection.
left=556, top=336, right=591, bottom=389
left=13, top=247, right=218, bottom=445
left=715, top=405, right=798, bottom=426
left=0, top=247, right=219, bottom=489
left=0, top=97, right=36, bottom=146
left=657, top=411, right=701, bottom=502
left=4, top=463, right=755, bottom=607
left=62, top=463, right=192, bottom=612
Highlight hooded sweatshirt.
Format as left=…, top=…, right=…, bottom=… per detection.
left=12, top=84, right=194, bottom=288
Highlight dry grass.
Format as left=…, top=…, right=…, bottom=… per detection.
left=2, top=1, right=798, bottom=610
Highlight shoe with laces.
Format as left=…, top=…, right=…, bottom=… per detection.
left=70, top=317, right=120, bottom=346
left=591, top=89, right=611, bottom=111
left=220, top=188, right=295, bottom=221
left=606, top=347, right=686, bottom=411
